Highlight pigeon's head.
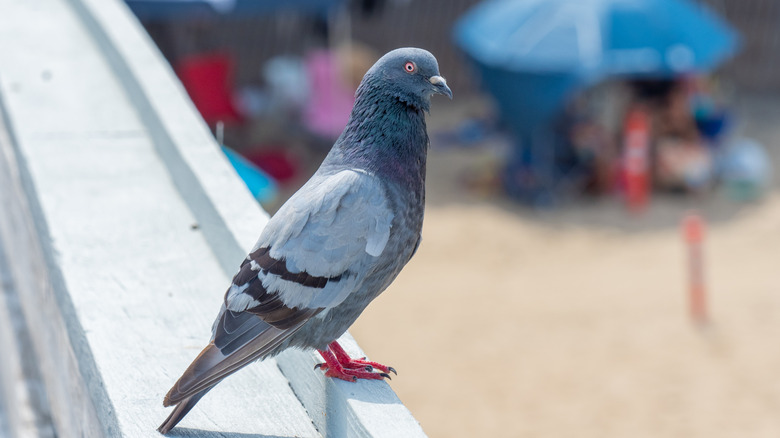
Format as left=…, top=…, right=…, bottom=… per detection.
left=361, top=47, right=452, bottom=111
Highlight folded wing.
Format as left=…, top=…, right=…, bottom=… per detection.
left=163, top=169, right=393, bottom=408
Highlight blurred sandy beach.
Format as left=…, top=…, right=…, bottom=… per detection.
left=350, top=96, right=780, bottom=438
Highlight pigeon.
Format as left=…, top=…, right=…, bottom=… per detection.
left=158, top=47, right=451, bottom=434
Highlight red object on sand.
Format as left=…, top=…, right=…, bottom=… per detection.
left=623, top=108, right=650, bottom=213
left=176, top=53, right=244, bottom=126
left=682, top=212, right=707, bottom=324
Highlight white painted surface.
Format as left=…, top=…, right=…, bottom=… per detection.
left=0, top=0, right=426, bottom=436
left=0, top=221, right=56, bottom=438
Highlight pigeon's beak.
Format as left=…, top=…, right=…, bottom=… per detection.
left=429, top=75, right=453, bottom=99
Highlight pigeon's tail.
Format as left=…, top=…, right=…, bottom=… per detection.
left=158, top=341, right=226, bottom=434
left=157, top=339, right=268, bottom=433
left=158, top=311, right=310, bottom=433
left=162, top=342, right=231, bottom=408
left=157, top=388, right=211, bottom=434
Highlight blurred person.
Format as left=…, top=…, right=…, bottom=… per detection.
left=630, top=78, right=714, bottom=192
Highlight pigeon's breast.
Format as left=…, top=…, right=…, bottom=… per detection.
left=381, top=178, right=425, bottom=273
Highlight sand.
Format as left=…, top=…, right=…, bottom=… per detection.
left=348, top=96, right=780, bottom=438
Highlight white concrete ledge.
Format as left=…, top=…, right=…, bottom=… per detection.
left=0, top=0, right=425, bottom=436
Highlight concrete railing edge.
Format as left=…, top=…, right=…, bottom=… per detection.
left=0, top=89, right=117, bottom=437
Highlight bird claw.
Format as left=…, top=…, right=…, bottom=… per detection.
left=316, top=342, right=395, bottom=382
left=348, top=359, right=395, bottom=376
left=324, top=367, right=384, bottom=382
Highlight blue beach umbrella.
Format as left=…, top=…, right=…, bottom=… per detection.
left=455, top=0, right=739, bottom=135
left=454, top=0, right=739, bottom=204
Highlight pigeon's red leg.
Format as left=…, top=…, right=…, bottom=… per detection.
left=327, top=341, right=397, bottom=375
left=315, top=347, right=389, bottom=381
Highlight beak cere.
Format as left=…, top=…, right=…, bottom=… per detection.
left=429, top=75, right=453, bottom=99
left=429, top=75, right=447, bottom=87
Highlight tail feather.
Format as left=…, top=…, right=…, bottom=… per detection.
left=158, top=388, right=211, bottom=434
left=163, top=325, right=291, bottom=407
left=159, top=318, right=311, bottom=433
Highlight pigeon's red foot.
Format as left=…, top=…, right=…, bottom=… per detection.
left=315, top=341, right=396, bottom=382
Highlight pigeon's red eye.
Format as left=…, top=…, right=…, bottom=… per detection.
left=404, top=62, right=416, bottom=73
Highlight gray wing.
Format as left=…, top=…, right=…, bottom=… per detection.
left=226, top=168, right=394, bottom=314
left=163, top=169, right=393, bottom=407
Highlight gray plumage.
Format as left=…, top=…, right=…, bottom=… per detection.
left=158, top=47, right=451, bottom=434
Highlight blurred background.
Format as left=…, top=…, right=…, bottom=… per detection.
left=69, top=0, right=780, bottom=436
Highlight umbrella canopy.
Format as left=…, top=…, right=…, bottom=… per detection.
left=455, top=0, right=739, bottom=79
left=453, top=0, right=740, bottom=204
left=454, top=0, right=739, bottom=135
